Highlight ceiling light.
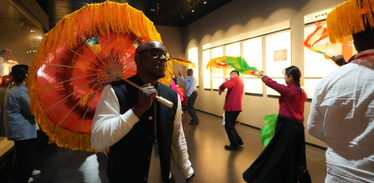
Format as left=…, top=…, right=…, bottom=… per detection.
left=35, top=36, right=43, bottom=40
left=204, top=1, right=207, bottom=4
left=192, top=9, right=195, bottom=12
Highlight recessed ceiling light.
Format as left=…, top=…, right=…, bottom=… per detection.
left=204, top=1, right=207, bottom=4
left=192, top=9, right=195, bottom=12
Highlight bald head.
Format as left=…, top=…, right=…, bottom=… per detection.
left=135, top=41, right=165, bottom=55
left=135, top=40, right=169, bottom=81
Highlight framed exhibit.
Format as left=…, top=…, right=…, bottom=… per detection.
left=242, top=37, right=263, bottom=95
left=265, top=31, right=291, bottom=77
left=303, top=22, right=356, bottom=99
left=203, top=50, right=211, bottom=89
left=225, top=42, right=241, bottom=77
left=243, top=37, right=263, bottom=77
left=244, top=78, right=263, bottom=95
left=266, top=79, right=286, bottom=97
left=188, top=47, right=199, bottom=86
left=212, top=77, right=224, bottom=90
left=304, top=24, right=340, bottom=78
left=303, top=79, right=320, bottom=99
left=211, top=46, right=224, bottom=78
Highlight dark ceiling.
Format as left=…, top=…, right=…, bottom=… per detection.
left=35, top=0, right=233, bottom=29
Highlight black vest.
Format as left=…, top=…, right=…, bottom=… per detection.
left=108, top=75, right=178, bottom=183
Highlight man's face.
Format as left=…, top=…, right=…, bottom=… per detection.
left=187, top=69, right=192, bottom=76
left=136, top=41, right=170, bottom=79
left=230, top=72, right=237, bottom=79
left=1, top=51, right=11, bottom=60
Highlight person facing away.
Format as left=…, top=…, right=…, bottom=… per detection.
left=243, top=66, right=311, bottom=183
left=0, top=75, right=13, bottom=136
left=178, top=69, right=199, bottom=125
left=91, top=41, right=195, bottom=183
left=308, top=1, right=374, bottom=182
left=6, top=65, right=39, bottom=183
left=218, top=70, right=244, bottom=151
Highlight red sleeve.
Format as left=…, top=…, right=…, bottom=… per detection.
left=219, top=79, right=234, bottom=91
left=262, top=76, right=289, bottom=95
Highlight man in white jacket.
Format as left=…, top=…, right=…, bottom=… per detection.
left=308, top=1, right=374, bottom=182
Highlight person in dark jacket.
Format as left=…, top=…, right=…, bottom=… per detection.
left=91, top=41, right=195, bottom=183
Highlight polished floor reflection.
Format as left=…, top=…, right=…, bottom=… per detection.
left=33, top=111, right=326, bottom=183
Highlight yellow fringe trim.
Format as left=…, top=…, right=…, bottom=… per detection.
left=28, top=1, right=165, bottom=152
left=327, top=0, right=374, bottom=43
left=158, top=61, right=174, bottom=86
left=170, top=59, right=196, bottom=68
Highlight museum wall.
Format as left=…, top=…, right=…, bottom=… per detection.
left=183, top=0, right=347, bottom=147
left=0, top=0, right=45, bottom=67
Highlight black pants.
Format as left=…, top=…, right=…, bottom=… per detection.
left=12, top=138, right=37, bottom=183
left=225, top=111, right=243, bottom=147
left=187, top=91, right=199, bottom=122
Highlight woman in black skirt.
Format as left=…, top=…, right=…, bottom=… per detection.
left=243, top=66, right=312, bottom=183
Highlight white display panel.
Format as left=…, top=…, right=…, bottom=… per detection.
left=266, top=78, right=286, bottom=96
left=203, top=50, right=211, bottom=89
left=225, top=43, right=241, bottom=77
left=225, top=42, right=241, bottom=57
left=188, top=47, right=199, bottom=86
left=211, top=46, right=224, bottom=78
left=265, top=31, right=291, bottom=77
left=304, top=25, right=339, bottom=77
left=304, top=79, right=321, bottom=99
left=243, top=37, right=263, bottom=78
left=244, top=78, right=263, bottom=94
left=212, top=77, right=224, bottom=90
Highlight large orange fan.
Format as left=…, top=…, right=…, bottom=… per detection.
left=28, top=1, right=171, bottom=152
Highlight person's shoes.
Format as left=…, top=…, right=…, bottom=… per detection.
left=238, top=141, right=244, bottom=146
left=28, top=177, right=34, bottom=183
left=225, top=145, right=239, bottom=150
left=32, top=169, right=41, bottom=176
left=189, top=121, right=199, bottom=125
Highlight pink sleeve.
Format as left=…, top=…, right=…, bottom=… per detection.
left=172, top=80, right=184, bottom=102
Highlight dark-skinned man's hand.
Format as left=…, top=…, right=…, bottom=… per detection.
left=133, top=83, right=157, bottom=118
left=331, top=55, right=346, bottom=66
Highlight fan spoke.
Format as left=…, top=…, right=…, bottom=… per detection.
left=46, top=76, right=102, bottom=111
left=58, top=43, right=106, bottom=70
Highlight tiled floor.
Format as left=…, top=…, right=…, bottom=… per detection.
left=31, top=111, right=327, bottom=183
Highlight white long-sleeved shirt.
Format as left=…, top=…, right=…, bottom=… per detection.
left=179, top=75, right=197, bottom=97
left=307, top=49, right=374, bottom=183
left=91, top=85, right=194, bottom=182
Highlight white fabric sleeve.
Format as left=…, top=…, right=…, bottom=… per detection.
left=91, top=84, right=140, bottom=152
left=171, top=97, right=194, bottom=179
left=307, top=85, right=325, bottom=142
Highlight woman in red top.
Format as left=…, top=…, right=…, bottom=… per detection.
left=243, top=66, right=311, bottom=183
